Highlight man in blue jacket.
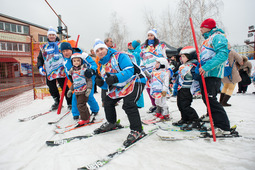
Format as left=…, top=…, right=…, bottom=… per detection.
left=60, top=42, right=99, bottom=121
left=93, top=39, right=147, bottom=147
left=198, top=18, right=231, bottom=135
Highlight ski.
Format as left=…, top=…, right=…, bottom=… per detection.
left=46, top=124, right=126, bottom=146
left=18, top=110, right=53, bottom=122
left=77, top=127, right=158, bottom=170
left=157, top=125, right=241, bottom=141
left=54, top=119, right=104, bottom=134
left=48, top=110, right=71, bottom=125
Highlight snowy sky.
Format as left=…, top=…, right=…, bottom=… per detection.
left=1, top=0, right=255, bottom=52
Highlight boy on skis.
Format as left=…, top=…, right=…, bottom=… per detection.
left=172, top=46, right=201, bottom=130
left=66, top=52, right=93, bottom=126
left=93, top=39, right=147, bottom=147
left=60, top=42, right=99, bottom=121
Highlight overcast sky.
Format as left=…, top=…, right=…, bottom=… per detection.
left=1, top=0, right=255, bottom=52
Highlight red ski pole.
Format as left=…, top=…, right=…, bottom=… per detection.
left=57, top=35, right=80, bottom=115
left=189, top=18, right=216, bottom=142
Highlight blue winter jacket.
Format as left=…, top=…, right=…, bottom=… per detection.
left=200, top=27, right=228, bottom=78
left=99, top=48, right=146, bottom=89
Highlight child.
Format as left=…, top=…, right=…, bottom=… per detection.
left=150, top=58, right=171, bottom=121
left=172, top=46, right=200, bottom=130
left=140, top=28, right=167, bottom=113
left=67, top=52, right=93, bottom=126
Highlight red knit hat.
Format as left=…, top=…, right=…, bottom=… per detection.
left=200, top=18, right=216, bottom=29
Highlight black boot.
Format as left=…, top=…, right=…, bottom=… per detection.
left=221, top=94, right=231, bottom=107
left=219, top=93, right=225, bottom=104
left=51, top=97, right=59, bottom=110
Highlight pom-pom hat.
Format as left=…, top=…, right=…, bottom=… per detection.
left=47, top=26, right=57, bottom=36
left=147, top=28, right=157, bottom=38
left=93, top=39, right=108, bottom=52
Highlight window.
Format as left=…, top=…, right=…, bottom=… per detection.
left=0, top=42, right=6, bottom=50
left=0, top=22, right=4, bottom=30
left=39, top=35, right=47, bottom=42
left=17, top=25, right=22, bottom=33
left=11, top=24, right=17, bottom=32
left=18, top=44, right=23, bottom=51
left=24, top=44, right=30, bottom=52
left=23, top=26, right=29, bottom=35
left=5, top=23, right=10, bottom=31
left=7, top=42, right=12, bottom=51
left=13, top=43, right=18, bottom=51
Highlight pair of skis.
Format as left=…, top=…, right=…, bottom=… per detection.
left=18, top=109, right=70, bottom=123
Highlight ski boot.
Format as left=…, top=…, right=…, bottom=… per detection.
left=199, top=114, right=210, bottom=122
left=51, top=97, right=59, bottom=110
left=89, top=112, right=98, bottom=122
left=123, top=130, right=146, bottom=147
left=180, top=120, right=203, bottom=131
left=73, top=116, right=79, bottom=121
left=76, top=120, right=90, bottom=127
left=172, top=119, right=188, bottom=127
left=94, top=121, right=123, bottom=134
left=147, top=106, right=157, bottom=113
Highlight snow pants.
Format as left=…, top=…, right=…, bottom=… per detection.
left=72, top=75, right=99, bottom=116
left=177, top=88, right=198, bottom=121
left=46, top=77, right=72, bottom=105
left=104, top=82, right=145, bottom=132
left=200, top=77, right=230, bottom=131
left=155, top=96, right=169, bottom=116
left=76, top=93, right=90, bottom=121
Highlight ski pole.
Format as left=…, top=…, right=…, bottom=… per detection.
left=57, top=35, right=80, bottom=115
left=189, top=17, right=216, bottom=142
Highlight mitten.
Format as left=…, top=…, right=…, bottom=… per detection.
left=95, top=75, right=104, bottom=87
left=85, top=89, right=91, bottom=97
left=105, top=73, right=118, bottom=86
left=85, top=68, right=96, bottom=78
left=39, top=66, right=46, bottom=76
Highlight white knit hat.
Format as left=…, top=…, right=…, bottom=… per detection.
left=147, top=28, right=157, bottom=38
left=93, top=39, right=108, bottom=52
left=47, top=26, right=57, bottom=36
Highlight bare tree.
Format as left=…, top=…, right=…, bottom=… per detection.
left=105, top=12, right=129, bottom=51
left=143, top=0, right=223, bottom=48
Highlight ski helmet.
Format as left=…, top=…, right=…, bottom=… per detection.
left=156, top=57, right=169, bottom=69
left=180, top=46, right=197, bottom=60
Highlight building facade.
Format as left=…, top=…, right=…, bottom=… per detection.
left=232, top=44, right=254, bottom=59
left=0, top=13, right=67, bottom=78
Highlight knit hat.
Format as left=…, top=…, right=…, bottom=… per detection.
left=47, top=26, right=57, bottom=36
left=200, top=18, right=216, bottom=29
left=147, top=28, right=157, bottom=38
left=60, top=42, right=73, bottom=52
left=131, top=40, right=140, bottom=49
left=93, top=39, right=108, bottom=52
left=180, top=46, right=197, bottom=60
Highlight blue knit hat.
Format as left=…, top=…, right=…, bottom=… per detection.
left=93, top=39, right=108, bottom=52
left=60, top=42, right=73, bottom=52
left=147, top=28, right=157, bottom=38
left=131, top=40, right=140, bottom=49
left=47, top=26, right=57, bottom=36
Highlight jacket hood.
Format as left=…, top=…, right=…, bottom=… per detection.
left=99, top=48, right=118, bottom=65
left=202, top=27, right=225, bottom=39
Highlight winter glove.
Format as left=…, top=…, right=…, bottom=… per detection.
left=85, top=89, right=91, bottom=97
left=105, top=72, right=118, bottom=86
left=67, top=90, right=73, bottom=98
left=95, top=74, right=104, bottom=87
left=162, top=91, right=167, bottom=97
left=39, top=66, right=46, bottom=76
left=81, top=52, right=89, bottom=61
left=85, top=68, right=96, bottom=78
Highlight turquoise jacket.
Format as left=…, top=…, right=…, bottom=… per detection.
left=200, top=27, right=228, bottom=78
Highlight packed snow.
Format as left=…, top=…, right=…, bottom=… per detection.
left=0, top=84, right=255, bottom=170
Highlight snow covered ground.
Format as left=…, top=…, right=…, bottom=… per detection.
left=0, top=84, right=255, bottom=170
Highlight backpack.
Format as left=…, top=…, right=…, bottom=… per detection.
left=224, top=58, right=235, bottom=80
